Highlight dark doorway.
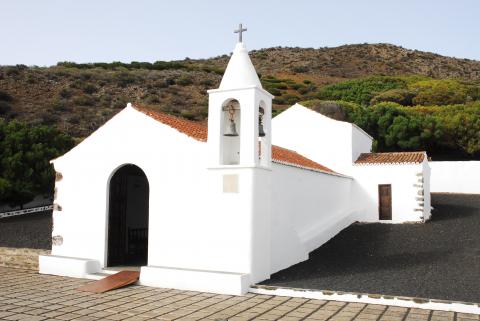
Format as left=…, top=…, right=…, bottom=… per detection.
left=107, top=165, right=149, bottom=267
left=378, top=184, right=392, bottom=220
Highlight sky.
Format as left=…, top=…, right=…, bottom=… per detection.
left=1, top=0, right=479, bottom=66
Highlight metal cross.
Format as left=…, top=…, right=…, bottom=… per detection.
left=234, top=23, right=247, bottom=43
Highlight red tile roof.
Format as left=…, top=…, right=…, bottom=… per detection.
left=133, top=104, right=337, bottom=175
left=134, top=105, right=208, bottom=142
left=355, top=152, right=426, bottom=165
left=272, top=146, right=335, bottom=173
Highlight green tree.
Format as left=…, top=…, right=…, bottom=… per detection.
left=0, top=120, right=74, bottom=206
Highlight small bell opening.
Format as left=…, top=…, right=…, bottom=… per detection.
left=223, top=102, right=239, bottom=137
left=258, top=107, right=266, bottom=137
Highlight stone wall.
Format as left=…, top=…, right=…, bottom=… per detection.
left=0, top=247, right=50, bottom=270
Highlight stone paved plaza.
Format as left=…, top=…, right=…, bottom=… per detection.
left=0, top=268, right=478, bottom=321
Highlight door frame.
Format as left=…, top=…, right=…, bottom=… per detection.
left=105, top=164, right=150, bottom=267
left=378, top=184, right=392, bottom=220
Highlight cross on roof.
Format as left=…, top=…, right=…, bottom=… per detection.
left=234, top=23, right=247, bottom=43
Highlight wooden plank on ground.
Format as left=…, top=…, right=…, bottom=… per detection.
left=78, top=271, right=140, bottom=293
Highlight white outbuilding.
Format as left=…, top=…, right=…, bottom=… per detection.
left=40, top=39, right=431, bottom=295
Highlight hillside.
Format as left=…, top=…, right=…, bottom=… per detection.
left=0, top=43, right=480, bottom=156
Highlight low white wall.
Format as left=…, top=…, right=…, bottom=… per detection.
left=430, top=161, right=480, bottom=194
left=270, top=164, right=356, bottom=274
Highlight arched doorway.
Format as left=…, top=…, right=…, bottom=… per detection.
left=107, top=164, right=149, bottom=267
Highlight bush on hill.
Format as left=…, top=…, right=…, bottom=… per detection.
left=0, top=90, right=13, bottom=102
left=317, top=76, right=407, bottom=105
left=370, top=89, right=416, bottom=106
left=409, top=79, right=468, bottom=106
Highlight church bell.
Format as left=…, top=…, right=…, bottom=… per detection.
left=258, top=121, right=265, bottom=137
left=224, top=102, right=239, bottom=137
left=224, top=119, right=239, bottom=137
left=258, top=107, right=266, bottom=137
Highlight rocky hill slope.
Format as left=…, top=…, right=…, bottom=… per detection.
left=1, top=43, right=480, bottom=138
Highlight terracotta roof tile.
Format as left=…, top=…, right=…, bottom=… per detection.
left=134, top=105, right=208, bottom=142
left=133, top=104, right=337, bottom=175
left=355, top=152, right=426, bottom=165
left=272, top=146, right=335, bottom=173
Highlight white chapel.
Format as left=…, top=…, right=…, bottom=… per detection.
left=40, top=31, right=431, bottom=295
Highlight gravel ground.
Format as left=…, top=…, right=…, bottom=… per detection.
left=261, top=193, right=480, bottom=303
left=0, top=210, right=52, bottom=249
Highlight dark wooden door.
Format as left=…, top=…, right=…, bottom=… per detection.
left=107, top=172, right=128, bottom=266
left=107, top=165, right=149, bottom=267
left=378, top=184, right=392, bottom=220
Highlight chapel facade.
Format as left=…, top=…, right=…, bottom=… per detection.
left=40, top=36, right=431, bottom=295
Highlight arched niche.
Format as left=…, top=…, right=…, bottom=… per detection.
left=258, top=100, right=268, bottom=166
left=221, top=99, right=241, bottom=165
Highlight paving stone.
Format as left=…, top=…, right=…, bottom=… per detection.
left=105, top=313, right=135, bottom=320
left=66, top=309, right=96, bottom=316
left=0, top=267, right=474, bottom=321
left=54, top=313, right=84, bottom=320
left=431, top=317, right=454, bottom=321
left=86, top=310, right=116, bottom=318
left=334, top=310, right=359, bottom=319
left=409, top=308, right=431, bottom=315
left=355, top=314, right=383, bottom=321
left=0, top=312, right=15, bottom=318
left=405, top=315, right=430, bottom=321
left=5, top=307, right=34, bottom=314
left=278, top=317, right=308, bottom=321
left=16, top=315, right=47, bottom=321
left=42, top=304, right=65, bottom=311
left=457, top=313, right=480, bottom=320
left=23, top=308, right=50, bottom=316
left=433, top=310, right=455, bottom=317
left=3, top=313, right=36, bottom=321
left=71, top=316, right=98, bottom=321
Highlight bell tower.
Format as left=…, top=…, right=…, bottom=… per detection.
left=205, top=25, right=274, bottom=287
left=207, top=24, right=273, bottom=168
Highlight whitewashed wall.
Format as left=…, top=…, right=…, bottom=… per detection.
left=430, top=161, right=480, bottom=194
left=422, top=160, right=432, bottom=220
left=270, top=164, right=357, bottom=274
left=272, top=104, right=372, bottom=175
left=51, top=106, right=208, bottom=267
left=48, top=105, right=273, bottom=292
left=352, top=161, right=429, bottom=223
left=43, top=104, right=363, bottom=293
left=351, top=125, right=373, bottom=163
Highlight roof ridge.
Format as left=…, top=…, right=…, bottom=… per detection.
left=355, top=151, right=426, bottom=165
